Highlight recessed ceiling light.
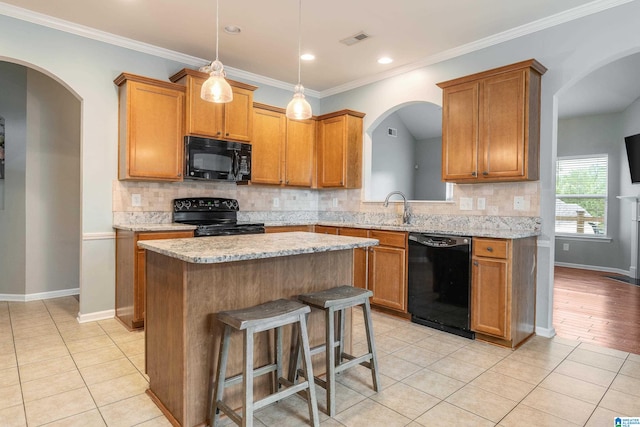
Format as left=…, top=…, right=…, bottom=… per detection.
left=224, top=25, right=241, bottom=35
left=301, top=53, right=315, bottom=61
left=378, top=57, right=393, bottom=64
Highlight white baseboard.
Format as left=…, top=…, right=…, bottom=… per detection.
left=554, top=262, right=628, bottom=276
left=77, top=309, right=115, bottom=323
left=535, top=326, right=556, bottom=338
left=0, top=288, right=80, bottom=302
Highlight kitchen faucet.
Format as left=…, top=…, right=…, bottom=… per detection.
left=383, top=191, right=411, bottom=224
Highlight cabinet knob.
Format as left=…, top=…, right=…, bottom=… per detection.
left=226, top=132, right=229, bottom=136
left=486, top=247, right=493, bottom=252
left=471, top=171, right=477, bottom=177
left=177, top=173, right=182, bottom=177
left=482, top=171, right=488, bottom=176
left=286, top=180, right=290, bottom=185
left=473, top=261, right=478, bottom=266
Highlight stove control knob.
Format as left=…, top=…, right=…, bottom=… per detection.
left=184, top=200, right=191, bottom=209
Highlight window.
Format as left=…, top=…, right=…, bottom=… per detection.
left=556, top=155, right=608, bottom=236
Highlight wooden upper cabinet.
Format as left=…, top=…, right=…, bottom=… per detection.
left=285, top=116, right=316, bottom=187
left=438, top=59, right=546, bottom=183
left=316, top=110, right=365, bottom=189
left=169, top=68, right=256, bottom=142
left=115, top=73, right=185, bottom=181
left=252, top=104, right=286, bottom=185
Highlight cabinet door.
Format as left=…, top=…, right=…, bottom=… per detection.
left=369, top=245, right=406, bottom=311
left=252, top=108, right=286, bottom=185
left=224, top=86, right=253, bottom=142
left=442, top=81, right=479, bottom=181
left=185, top=75, right=224, bottom=138
left=317, top=115, right=346, bottom=187
left=339, top=228, right=369, bottom=290
left=121, top=81, right=184, bottom=181
left=479, top=69, right=526, bottom=179
left=471, top=257, right=509, bottom=339
left=284, top=118, right=315, bottom=186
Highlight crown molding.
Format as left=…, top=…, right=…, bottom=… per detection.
left=0, top=0, right=633, bottom=99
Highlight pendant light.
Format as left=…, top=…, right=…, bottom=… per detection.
left=286, top=0, right=312, bottom=120
left=200, top=0, right=233, bottom=103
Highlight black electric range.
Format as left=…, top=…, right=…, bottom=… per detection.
left=173, top=197, right=265, bottom=237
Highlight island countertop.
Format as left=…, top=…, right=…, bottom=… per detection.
left=137, top=231, right=379, bottom=264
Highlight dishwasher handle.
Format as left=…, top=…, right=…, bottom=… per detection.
left=409, top=233, right=470, bottom=248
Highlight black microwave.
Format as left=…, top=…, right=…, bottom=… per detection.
left=184, top=136, right=251, bottom=183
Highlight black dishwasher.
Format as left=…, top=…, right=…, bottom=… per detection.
left=407, top=233, right=474, bottom=339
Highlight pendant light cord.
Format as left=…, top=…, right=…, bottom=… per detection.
left=297, top=0, right=302, bottom=85
left=215, top=0, right=220, bottom=62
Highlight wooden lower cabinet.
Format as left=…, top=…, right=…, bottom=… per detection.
left=471, top=236, right=537, bottom=348
left=115, top=229, right=193, bottom=330
left=315, top=226, right=408, bottom=314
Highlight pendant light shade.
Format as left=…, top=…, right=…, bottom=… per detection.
left=286, top=84, right=312, bottom=120
left=200, top=0, right=233, bottom=103
left=286, top=0, right=312, bottom=120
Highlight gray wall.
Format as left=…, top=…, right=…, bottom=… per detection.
left=414, top=136, right=446, bottom=200
left=555, top=113, right=624, bottom=271
left=0, top=64, right=81, bottom=297
left=0, top=62, right=26, bottom=295
left=370, top=113, right=415, bottom=200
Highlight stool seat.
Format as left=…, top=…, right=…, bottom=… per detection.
left=298, top=286, right=373, bottom=309
left=218, top=299, right=311, bottom=332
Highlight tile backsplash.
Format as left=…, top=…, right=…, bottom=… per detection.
left=113, top=180, right=540, bottom=229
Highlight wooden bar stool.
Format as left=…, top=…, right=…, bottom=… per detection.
left=208, top=299, right=319, bottom=427
left=295, top=286, right=380, bottom=416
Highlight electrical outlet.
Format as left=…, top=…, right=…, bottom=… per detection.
left=477, top=197, right=486, bottom=210
left=514, top=196, right=526, bottom=211
left=563, top=243, right=570, bottom=251
left=459, top=197, right=473, bottom=211
left=332, top=198, right=338, bottom=208
left=131, top=194, right=142, bottom=207
left=273, top=197, right=280, bottom=208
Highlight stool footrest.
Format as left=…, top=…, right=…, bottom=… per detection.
left=215, top=400, right=242, bottom=426
left=308, top=340, right=340, bottom=357
left=253, top=380, right=312, bottom=411
left=223, top=363, right=278, bottom=388
left=335, top=353, right=373, bottom=374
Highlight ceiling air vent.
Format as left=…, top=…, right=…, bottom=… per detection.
left=340, top=31, right=370, bottom=46
left=387, top=127, right=398, bottom=137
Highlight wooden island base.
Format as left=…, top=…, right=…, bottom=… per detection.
left=145, top=249, right=354, bottom=427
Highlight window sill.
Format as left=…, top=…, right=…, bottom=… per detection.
left=555, top=234, right=612, bottom=243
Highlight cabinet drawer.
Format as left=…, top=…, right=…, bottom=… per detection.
left=339, top=227, right=369, bottom=238
left=137, top=231, right=193, bottom=241
left=473, top=238, right=508, bottom=259
left=370, top=230, right=406, bottom=248
left=315, top=226, right=339, bottom=235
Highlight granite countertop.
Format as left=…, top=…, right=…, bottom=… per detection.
left=113, top=223, right=197, bottom=232
left=137, top=232, right=379, bottom=264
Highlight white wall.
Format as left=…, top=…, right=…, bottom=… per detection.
left=25, top=68, right=81, bottom=295
left=0, top=62, right=26, bottom=295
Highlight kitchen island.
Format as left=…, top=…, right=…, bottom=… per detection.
left=138, top=232, right=378, bottom=427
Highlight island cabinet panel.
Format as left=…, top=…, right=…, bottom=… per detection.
left=438, top=59, right=546, bottom=183
left=169, top=68, right=256, bottom=142
left=471, top=236, right=537, bottom=348
left=115, top=73, right=185, bottom=181
left=115, top=229, right=193, bottom=330
left=316, top=110, right=364, bottom=189
left=144, top=250, right=354, bottom=427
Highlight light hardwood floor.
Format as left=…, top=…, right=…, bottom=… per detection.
left=553, top=266, right=640, bottom=354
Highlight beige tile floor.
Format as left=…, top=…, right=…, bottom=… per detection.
left=1, top=296, right=639, bottom=426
